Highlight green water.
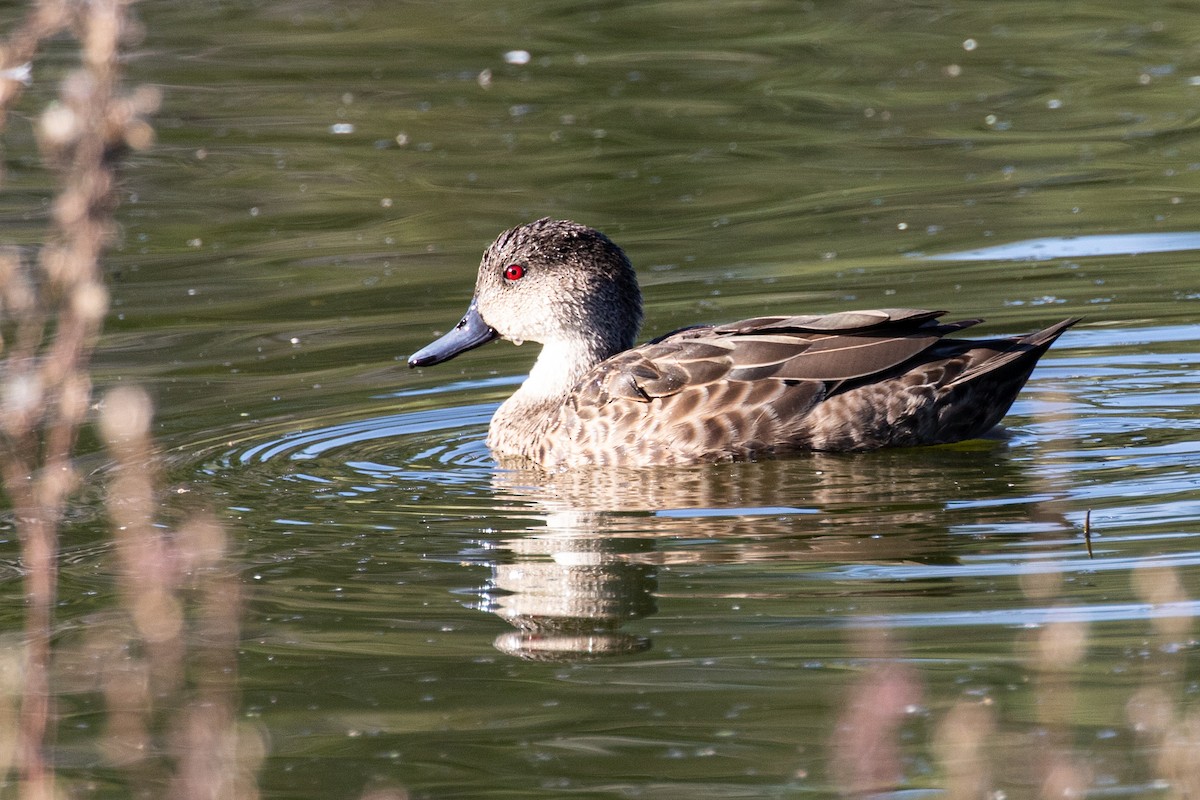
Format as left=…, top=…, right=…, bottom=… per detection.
left=2, top=0, right=1200, bottom=797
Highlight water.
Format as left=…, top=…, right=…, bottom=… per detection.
left=2, top=0, right=1200, bottom=797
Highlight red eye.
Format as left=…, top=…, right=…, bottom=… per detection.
left=503, top=263, right=525, bottom=281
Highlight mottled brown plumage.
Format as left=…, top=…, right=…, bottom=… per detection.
left=409, top=219, right=1077, bottom=469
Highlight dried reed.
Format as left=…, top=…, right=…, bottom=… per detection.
left=0, top=1, right=254, bottom=798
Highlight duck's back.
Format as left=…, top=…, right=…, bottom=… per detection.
left=495, top=309, right=1076, bottom=469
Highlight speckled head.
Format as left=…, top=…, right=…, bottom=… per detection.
left=408, top=219, right=644, bottom=370
left=473, top=218, right=644, bottom=357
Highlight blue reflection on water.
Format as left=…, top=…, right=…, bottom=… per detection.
left=921, top=231, right=1200, bottom=261
left=850, top=599, right=1200, bottom=629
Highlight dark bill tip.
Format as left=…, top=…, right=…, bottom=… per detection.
left=408, top=297, right=499, bottom=368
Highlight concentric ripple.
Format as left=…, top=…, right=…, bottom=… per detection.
left=234, top=404, right=495, bottom=466
left=189, top=399, right=500, bottom=504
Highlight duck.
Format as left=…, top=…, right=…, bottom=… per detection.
left=408, top=218, right=1077, bottom=469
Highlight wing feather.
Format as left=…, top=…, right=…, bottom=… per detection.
left=556, top=308, right=1059, bottom=463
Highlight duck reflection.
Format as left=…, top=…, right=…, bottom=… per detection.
left=482, top=441, right=1059, bottom=660
left=488, top=522, right=658, bottom=661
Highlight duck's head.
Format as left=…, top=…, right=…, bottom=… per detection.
left=408, top=218, right=644, bottom=368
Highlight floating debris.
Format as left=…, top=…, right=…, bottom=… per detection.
left=1084, top=509, right=1094, bottom=559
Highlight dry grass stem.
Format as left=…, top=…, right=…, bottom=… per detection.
left=0, top=1, right=155, bottom=796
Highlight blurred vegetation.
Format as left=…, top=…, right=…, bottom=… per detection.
left=0, top=1, right=256, bottom=798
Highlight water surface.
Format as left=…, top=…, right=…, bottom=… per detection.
left=2, top=0, right=1199, bottom=797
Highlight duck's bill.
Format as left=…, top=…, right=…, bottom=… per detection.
left=408, top=297, right=499, bottom=368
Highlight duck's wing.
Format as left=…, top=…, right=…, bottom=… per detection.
left=566, top=309, right=974, bottom=453
left=561, top=309, right=1075, bottom=464
left=596, top=308, right=980, bottom=402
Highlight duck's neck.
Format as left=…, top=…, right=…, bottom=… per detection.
left=511, top=338, right=607, bottom=408
left=487, top=330, right=634, bottom=461
left=488, top=337, right=606, bottom=447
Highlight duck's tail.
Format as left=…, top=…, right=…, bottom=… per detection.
left=948, top=317, right=1079, bottom=389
